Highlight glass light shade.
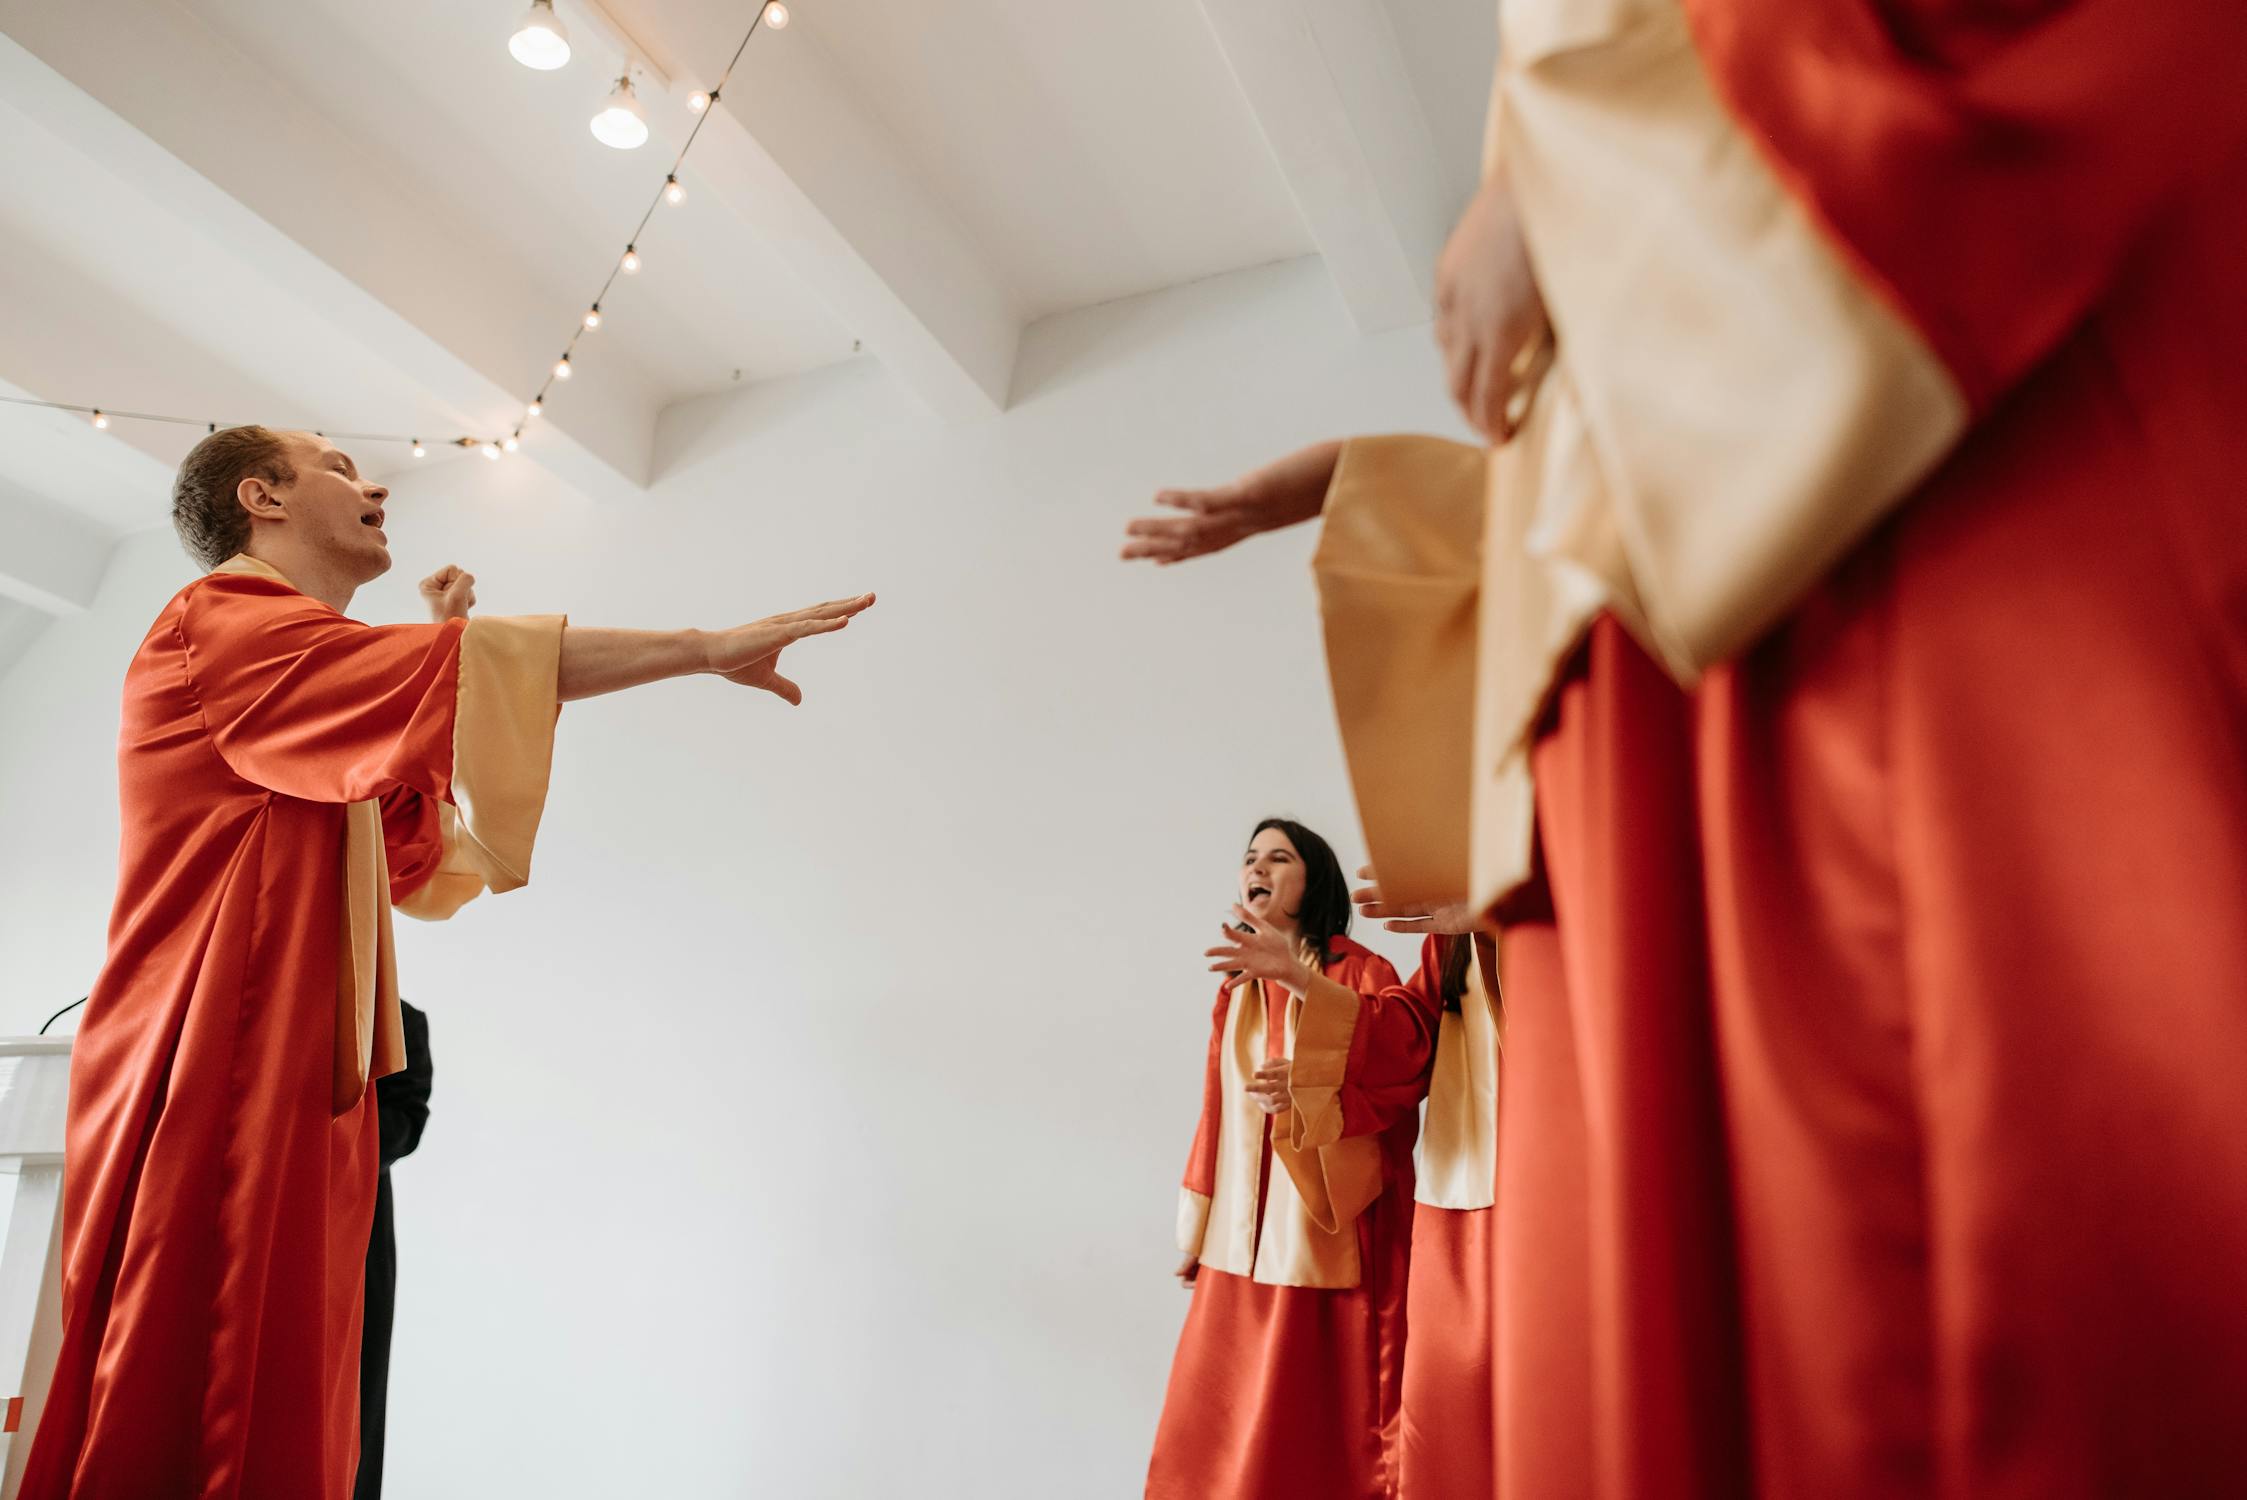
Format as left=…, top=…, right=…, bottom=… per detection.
left=590, top=78, right=649, bottom=150
left=509, top=2, right=572, bottom=70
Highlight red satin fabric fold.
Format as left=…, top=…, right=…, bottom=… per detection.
left=23, top=574, right=468, bottom=1500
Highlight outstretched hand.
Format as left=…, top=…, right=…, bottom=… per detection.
left=1206, top=906, right=1313, bottom=995
left=1352, top=864, right=1482, bottom=936
left=703, top=593, right=877, bottom=705
left=1120, top=442, right=1340, bottom=565
left=419, top=565, right=477, bottom=623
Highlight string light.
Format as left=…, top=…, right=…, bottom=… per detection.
left=508, top=0, right=571, bottom=70
left=20, top=5, right=791, bottom=466
left=503, top=434, right=521, bottom=453
left=590, top=75, right=650, bottom=151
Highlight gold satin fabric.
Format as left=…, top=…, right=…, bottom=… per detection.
left=1317, top=0, right=1967, bottom=912
left=1416, top=954, right=1502, bottom=1211
left=1181, top=977, right=1381, bottom=1290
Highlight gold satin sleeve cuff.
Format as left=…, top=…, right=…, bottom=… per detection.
left=450, top=613, right=565, bottom=898
left=1177, top=1189, right=1211, bottom=1259
left=395, top=803, right=488, bottom=921
left=1285, top=973, right=1361, bottom=1153
left=1311, top=435, right=1486, bottom=909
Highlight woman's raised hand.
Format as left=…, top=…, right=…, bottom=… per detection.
left=1205, top=905, right=1313, bottom=995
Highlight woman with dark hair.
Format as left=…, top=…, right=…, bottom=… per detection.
left=1145, top=818, right=1419, bottom=1500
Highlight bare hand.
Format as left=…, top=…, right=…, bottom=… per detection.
left=1247, top=1057, right=1292, bottom=1116
left=420, top=565, right=477, bottom=622
left=1120, top=442, right=1340, bottom=565
left=1176, top=1252, right=1200, bottom=1287
left=1435, top=170, right=1553, bottom=442
left=1205, top=906, right=1312, bottom=995
left=702, top=594, right=876, bottom=705
left=1352, top=864, right=1481, bottom=936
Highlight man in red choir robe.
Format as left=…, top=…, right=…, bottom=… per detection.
left=1428, top=0, right=2247, bottom=1496
left=20, top=425, right=871, bottom=1500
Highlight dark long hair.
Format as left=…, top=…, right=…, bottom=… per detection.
left=1250, top=817, right=1352, bottom=966
left=1437, top=933, right=1475, bottom=1011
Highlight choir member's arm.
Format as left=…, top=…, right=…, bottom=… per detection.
left=1119, top=441, right=1339, bottom=565
left=1274, top=951, right=1435, bottom=1152
left=184, top=573, right=871, bottom=903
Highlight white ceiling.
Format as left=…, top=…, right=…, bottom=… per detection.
left=0, top=0, right=1495, bottom=675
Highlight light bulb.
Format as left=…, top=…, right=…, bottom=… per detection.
left=508, top=0, right=571, bottom=70
left=482, top=442, right=501, bottom=461
left=620, top=246, right=642, bottom=274
left=590, top=76, right=649, bottom=150
left=687, top=91, right=711, bottom=114
left=763, top=2, right=790, bottom=29
left=553, top=356, right=573, bottom=380
left=503, top=435, right=521, bottom=453
left=411, top=440, right=426, bottom=458
left=583, top=305, right=602, bottom=330
left=664, top=175, right=686, bottom=206
left=90, top=410, right=108, bottom=429
left=527, top=401, right=543, bottom=419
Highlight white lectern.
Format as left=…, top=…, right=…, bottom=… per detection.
left=0, top=1039, right=69, bottom=1500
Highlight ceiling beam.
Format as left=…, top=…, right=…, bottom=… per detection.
left=1195, top=0, right=1460, bottom=333
left=629, top=24, right=1022, bottom=425
left=0, top=4, right=659, bottom=504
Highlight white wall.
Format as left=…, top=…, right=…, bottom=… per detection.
left=0, top=257, right=1473, bottom=1498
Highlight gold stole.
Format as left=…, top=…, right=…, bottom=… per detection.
left=1189, top=978, right=1384, bottom=1289
left=1415, top=944, right=1503, bottom=1211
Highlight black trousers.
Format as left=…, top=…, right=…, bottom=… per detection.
left=355, top=1167, right=397, bottom=1500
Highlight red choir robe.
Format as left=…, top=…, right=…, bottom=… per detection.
left=1146, top=935, right=1414, bottom=1500
left=1322, top=1, right=2247, bottom=1496
left=20, top=556, right=562, bottom=1500
left=1386, top=937, right=1500, bottom=1500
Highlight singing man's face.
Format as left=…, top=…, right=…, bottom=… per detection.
left=274, top=431, right=393, bottom=583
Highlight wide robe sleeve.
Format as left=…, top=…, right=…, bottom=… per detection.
left=182, top=572, right=564, bottom=901
left=181, top=569, right=563, bottom=1109
left=1682, top=0, right=2247, bottom=416
left=1286, top=937, right=1444, bottom=1152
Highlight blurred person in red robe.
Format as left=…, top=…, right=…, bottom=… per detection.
left=21, top=424, right=872, bottom=1500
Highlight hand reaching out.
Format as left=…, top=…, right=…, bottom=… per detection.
left=419, top=565, right=477, bottom=623
left=1205, top=906, right=1313, bottom=995
left=701, top=594, right=877, bottom=705
left=1121, top=441, right=1341, bottom=565
left=1352, top=864, right=1483, bottom=936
